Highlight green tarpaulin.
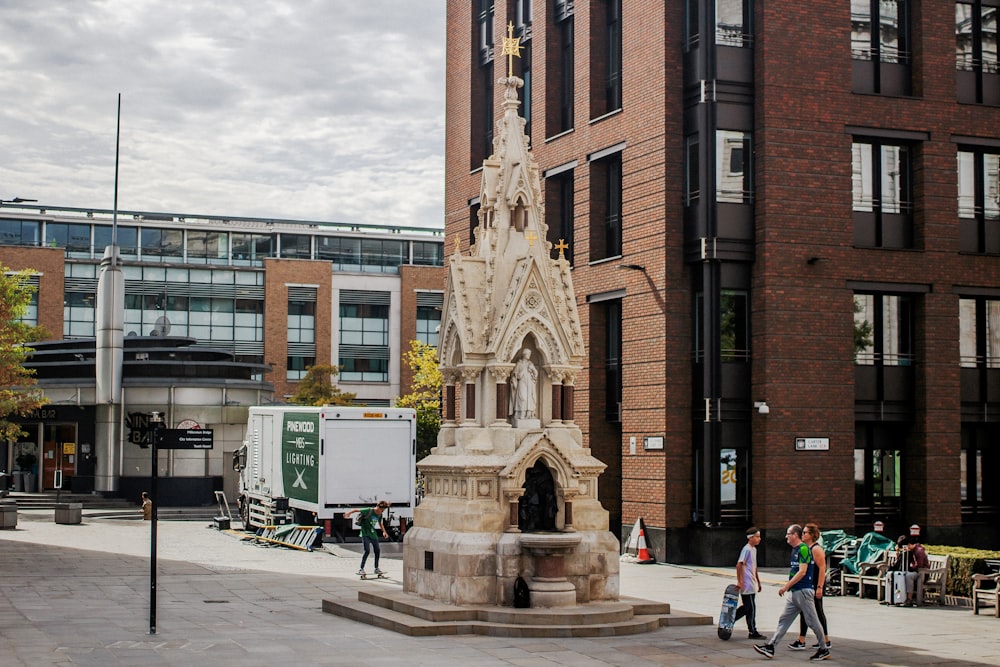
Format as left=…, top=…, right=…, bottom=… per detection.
left=837, top=531, right=896, bottom=574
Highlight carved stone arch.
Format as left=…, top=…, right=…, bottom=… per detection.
left=502, top=317, right=564, bottom=368
left=511, top=194, right=528, bottom=232
left=518, top=447, right=573, bottom=492
left=442, top=324, right=465, bottom=368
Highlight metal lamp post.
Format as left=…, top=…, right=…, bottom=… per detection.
left=148, top=411, right=164, bottom=635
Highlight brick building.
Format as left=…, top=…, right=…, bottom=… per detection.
left=1, top=204, right=444, bottom=500
left=445, top=0, right=1000, bottom=564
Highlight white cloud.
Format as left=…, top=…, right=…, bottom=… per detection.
left=0, top=0, right=446, bottom=229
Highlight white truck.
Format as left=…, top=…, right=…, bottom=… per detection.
left=233, top=406, right=416, bottom=530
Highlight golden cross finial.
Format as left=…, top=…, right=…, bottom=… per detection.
left=554, top=238, right=569, bottom=258
left=454, top=233, right=461, bottom=254
left=501, top=22, right=523, bottom=78
left=525, top=230, right=538, bottom=247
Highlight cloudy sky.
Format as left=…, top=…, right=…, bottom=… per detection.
left=0, top=1, right=446, bottom=229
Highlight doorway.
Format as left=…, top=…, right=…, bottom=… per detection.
left=42, top=424, right=78, bottom=491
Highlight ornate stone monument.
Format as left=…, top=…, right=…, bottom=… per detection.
left=402, top=62, right=619, bottom=608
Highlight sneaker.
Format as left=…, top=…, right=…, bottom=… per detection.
left=788, top=640, right=807, bottom=650
left=748, top=632, right=766, bottom=640
left=811, top=641, right=832, bottom=649
left=810, top=647, right=831, bottom=661
left=374, top=568, right=384, bottom=575
left=753, top=644, right=775, bottom=659
left=356, top=569, right=366, bottom=576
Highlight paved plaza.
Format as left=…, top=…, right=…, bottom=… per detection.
left=1, top=510, right=998, bottom=666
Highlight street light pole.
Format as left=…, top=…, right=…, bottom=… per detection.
left=148, top=411, right=164, bottom=635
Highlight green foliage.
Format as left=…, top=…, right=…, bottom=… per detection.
left=0, top=266, right=48, bottom=442
left=288, top=364, right=357, bottom=406
left=395, top=340, right=442, bottom=461
left=924, top=545, right=1000, bottom=597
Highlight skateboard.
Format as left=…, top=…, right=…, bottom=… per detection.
left=717, top=583, right=741, bottom=640
left=359, top=572, right=388, bottom=581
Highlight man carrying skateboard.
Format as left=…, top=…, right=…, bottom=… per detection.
left=735, top=526, right=765, bottom=639
left=344, top=500, right=390, bottom=578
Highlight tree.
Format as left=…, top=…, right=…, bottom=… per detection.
left=288, top=364, right=356, bottom=406
left=395, top=340, right=442, bottom=461
left=0, top=266, right=48, bottom=442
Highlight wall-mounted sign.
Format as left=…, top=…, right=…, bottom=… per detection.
left=157, top=429, right=214, bottom=450
left=795, top=437, right=830, bottom=451
left=63, top=442, right=76, bottom=455
left=643, top=435, right=664, bottom=450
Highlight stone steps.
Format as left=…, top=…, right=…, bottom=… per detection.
left=323, top=589, right=712, bottom=637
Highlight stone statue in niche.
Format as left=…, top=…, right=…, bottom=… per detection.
left=518, top=460, right=557, bottom=532
left=509, top=348, right=538, bottom=420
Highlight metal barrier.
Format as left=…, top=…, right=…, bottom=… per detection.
left=253, top=524, right=323, bottom=551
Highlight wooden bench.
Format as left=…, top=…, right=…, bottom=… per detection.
left=841, top=551, right=893, bottom=599
left=972, top=572, right=1000, bottom=617
left=915, top=554, right=949, bottom=606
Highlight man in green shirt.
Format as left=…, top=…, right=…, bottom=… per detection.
left=754, top=524, right=829, bottom=661
left=344, top=501, right=390, bottom=576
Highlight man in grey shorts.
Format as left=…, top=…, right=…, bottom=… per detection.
left=753, top=524, right=830, bottom=661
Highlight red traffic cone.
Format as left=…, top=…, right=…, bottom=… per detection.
left=636, top=528, right=655, bottom=564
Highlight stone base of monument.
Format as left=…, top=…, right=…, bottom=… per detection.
left=323, top=589, right=712, bottom=637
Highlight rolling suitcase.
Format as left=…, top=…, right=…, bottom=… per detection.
left=885, top=552, right=908, bottom=605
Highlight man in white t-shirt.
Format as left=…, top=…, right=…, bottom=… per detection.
left=735, top=526, right=765, bottom=639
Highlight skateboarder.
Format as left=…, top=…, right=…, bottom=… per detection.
left=344, top=501, right=390, bottom=578
left=735, top=526, right=765, bottom=639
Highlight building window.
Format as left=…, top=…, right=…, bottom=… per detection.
left=851, top=0, right=911, bottom=95
left=853, top=293, right=914, bottom=366
left=139, top=228, right=184, bottom=262
left=231, top=232, right=272, bottom=266
left=95, top=225, right=139, bottom=258
left=589, top=150, right=622, bottom=261
left=279, top=233, right=311, bottom=259
left=547, top=0, right=575, bottom=136
left=0, top=219, right=40, bottom=246
left=286, top=356, right=314, bottom=381
left=959, top=297, right=1000, bottom=368
left=590, top=0, right=621, bottom=119
left=472, top=0, right=495, bottom=168
left=956, top=1, right=1000, bottom=105
left=44, top=223, right=91, bottom=256
left=8, top=273, right=39, bottom=326
left=287, top=287, right=317, bottom=381
left=317, top=237, right=406, bottom=273
left=854, top=424, right=905, bottom=522
left=694, top=290, right=749, bottom=362
left=511, top=0, right=533, bottom=136
left=186, top=231, right=229, bottom=265
left=339, top=290, right=390, bottom=383
left=338, top=357, right=389, bottom=383
left=685, top=135, right=700, bottom=206
left=852, top=139, right=914, bottom=248
left=604, top=299, right=622, bottom=422
left=716, top=130, right=752, bottom=204
left=684, top=0, right=699, bottom=50
left=962, top=424, right=999, bottom=520
left=958, top=147, right=1000, bottom=253
left=412, top=241, right=445, bottom=266
left=64, top=292, right=95, bottom=337
left=416, top=291, right=443, bottom=347
left=545, top=168, right=574, bottom=264
left=716, top=0, right=751, bottom=47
